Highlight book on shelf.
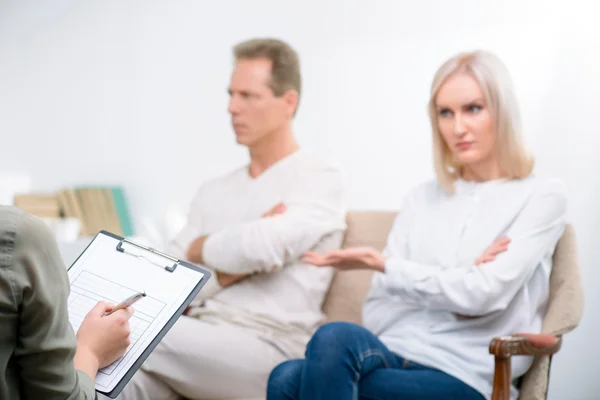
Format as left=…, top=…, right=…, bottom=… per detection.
left=14, top=186, right=134, bottom=238
left=13, top=194, right=61, bottom=218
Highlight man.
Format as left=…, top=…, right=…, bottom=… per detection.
left=114, top=38, right=346, bottom=399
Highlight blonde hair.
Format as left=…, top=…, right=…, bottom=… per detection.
left=428, top=50, right=534, bottom=193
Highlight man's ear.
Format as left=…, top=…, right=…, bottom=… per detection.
left=283, top=89, right=299, bottom=117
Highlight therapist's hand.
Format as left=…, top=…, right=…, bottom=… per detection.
left=75, top=301, right=133, bottom=376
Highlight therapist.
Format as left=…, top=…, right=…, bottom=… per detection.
left=0, top=205, right=133, bottom=400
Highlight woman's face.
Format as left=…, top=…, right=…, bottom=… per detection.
left=435, top=73, right=497, bottom=171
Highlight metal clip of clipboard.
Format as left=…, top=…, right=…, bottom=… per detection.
left=116, top=238, right=179, bottom=272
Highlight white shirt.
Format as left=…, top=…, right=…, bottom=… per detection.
left=363, top=176, right=567, bottom=400
left=168, top=150, right=346, bottom=355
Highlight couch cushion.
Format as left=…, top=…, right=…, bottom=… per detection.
left=322, top=211, right=397, bottom=324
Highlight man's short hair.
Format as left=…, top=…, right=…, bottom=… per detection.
left=233, top=38, right=301, bottom=107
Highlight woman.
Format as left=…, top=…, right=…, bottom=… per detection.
left=267, top=51, right=566, bottom=400
left=0, top=206, right=133, bottom=399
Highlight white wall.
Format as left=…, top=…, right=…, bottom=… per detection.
left=1, top=1, right=598, bottom=398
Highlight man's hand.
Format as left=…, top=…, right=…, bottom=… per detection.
left=186, top=235, right=209, bottom=264
left=262, top=202, right=286, bottom=218
left=205, top=202, right=288, bottom=288
left=188, top=238, right=247, bottom=287
left=216, top=271, right=249, bottom=287
left=301, top=247, right=386, bottom=273
left=476, top=236, right=510, bottom=266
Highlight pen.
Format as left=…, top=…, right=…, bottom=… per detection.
left=105, top=291, right=146, bottom=316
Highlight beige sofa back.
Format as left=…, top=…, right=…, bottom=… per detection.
left=322, top=211, right=397, bottom=323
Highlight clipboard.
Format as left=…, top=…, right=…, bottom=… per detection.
left=66, top=230, right=211, bottom=398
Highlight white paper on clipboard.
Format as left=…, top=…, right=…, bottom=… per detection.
left=67, top=232, right=206, bottom=395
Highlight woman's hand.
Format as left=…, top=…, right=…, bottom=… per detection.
left=301, top=247, right=386, bottom=272
left=455, top=236, right=511, bottom=320
left=74, top=301, right=133, bottom=379
left=476, top=236, right=510, bottom=265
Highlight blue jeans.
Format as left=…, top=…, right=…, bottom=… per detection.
left=267, top=322, right=484, bottom=400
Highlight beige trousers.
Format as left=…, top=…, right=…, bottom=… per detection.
left=105, top=316, right=294, bottom=400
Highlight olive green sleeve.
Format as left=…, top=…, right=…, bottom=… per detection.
left=12, top=213, right=96, bottom=400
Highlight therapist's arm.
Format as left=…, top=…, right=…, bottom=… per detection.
left=12, top=213, right=97, bottom=400
left=12, top=213, right=134, bottom=399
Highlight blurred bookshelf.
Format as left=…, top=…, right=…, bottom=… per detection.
left=13, top=186, right=134, bottom=239
left=12, top=185, right=135, bottom=266
left=12, top=186, right=134, bottom=266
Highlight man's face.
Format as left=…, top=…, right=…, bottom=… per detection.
left=227, top=58, right=292, bottom=147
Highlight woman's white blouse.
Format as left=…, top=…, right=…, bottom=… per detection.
left=363, top=176, right=567, bottom=400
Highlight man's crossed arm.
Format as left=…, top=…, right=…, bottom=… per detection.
left=186, top=202, right=288, bottom=287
